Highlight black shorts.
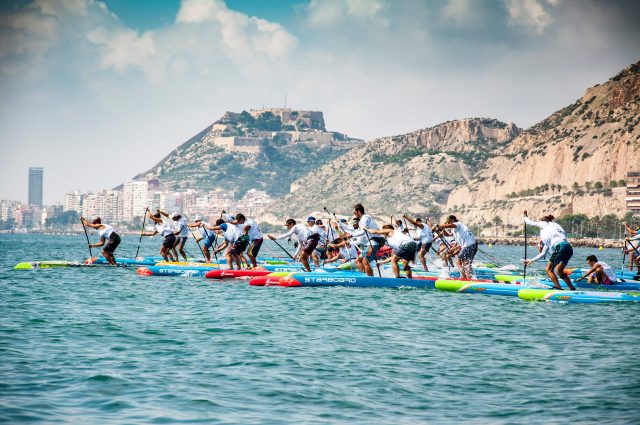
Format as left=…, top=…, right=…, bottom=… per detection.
left=395, top=242, right=418, bottom=261
left=163, top=234, right=176, bottom=249
left=419, top=242, right=432, bottom=253
left=247, top=238, right=263, bottom=257
left=104, top=233, right=121, bottom=254
left=459, top=243, right=478, bottom=263
left=302, top=238, right=319, bottom=256
left=229, top=236, right=250, bottom=255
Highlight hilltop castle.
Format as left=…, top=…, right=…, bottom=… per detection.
left=205, top=108, right=363, bottom=153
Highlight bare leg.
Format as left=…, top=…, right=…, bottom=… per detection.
left=363, top=257, right=373, bottom=276
left=392, top=257, right=400, bottom=278
left=546, top=262, right=562, bottom=289
left=403, top=259, right=412, bottom=279
left=300, top=252, right=311, bottom=272
left=556, top=263, right=575, bottom=290
left=419, top=248, right=428, bottom=271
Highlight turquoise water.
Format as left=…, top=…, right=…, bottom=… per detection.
left=1, top=234, right=639, bottom=423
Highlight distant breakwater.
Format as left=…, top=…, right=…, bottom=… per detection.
left=479, top=237, right=625, bottom=249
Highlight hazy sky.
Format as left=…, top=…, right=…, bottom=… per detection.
left=1, top=0, right=639, bottom=204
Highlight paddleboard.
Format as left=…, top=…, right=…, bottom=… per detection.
left=518, top=288, right=640, bottom=304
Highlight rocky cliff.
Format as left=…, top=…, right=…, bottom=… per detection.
left=133, top=111, right=359, bottom=197
left=269, top=118, right=520, bottom=218
left=446, top=60, right=640, bottom=225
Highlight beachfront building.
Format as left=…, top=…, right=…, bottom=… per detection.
left=627, top=171, right=640, bottom=214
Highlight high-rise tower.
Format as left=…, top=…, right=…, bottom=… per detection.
left=28, top=167, right=43, bottom=208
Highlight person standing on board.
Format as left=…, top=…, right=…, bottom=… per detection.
left=432, top=215, right=477, bottom=278
left=187, top=216, right=217, bottom=262
left=159, top=210, right=189, bottom=261
left=576, top=255, right=617, bottom=285
left=365, top=224, right=418, bottom=279
left=80, top=217, right=121, bottom=265
left=404, top=215, right=434, bottom=271
left=624, top=223, right=640, bottom=271
left=342, top=204, right=384, bottom=276
left=326, top=236, right=360, bottom=269
left=268, top=218, right=319, bottom=272
left=522, top=211, right=576, bottom=291
left=228, top=213, right=263, bottom=268
left=142, top=211, right=177, bottom=262
left=204, top=219, right=249, bottom=270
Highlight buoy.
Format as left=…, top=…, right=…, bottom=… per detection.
left=488, top=244, right=493, bottom=248
left=599, top=246, right=603, bottom=250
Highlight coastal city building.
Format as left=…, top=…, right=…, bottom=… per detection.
left=28, top=167, right=43, bottom=208
left=626, top=171, right=640, bottom=213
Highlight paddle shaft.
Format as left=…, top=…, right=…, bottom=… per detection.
left=428, top=218, right=454, bottom=269
left=135, top=207, right=149, bottom=259
left=271, top=238, right=296, bottom=261
left=189, top=225, right=207, bottom=261
left=523, top=219, right=528, bottom=283
left=81, top=219, right=93, bottom=257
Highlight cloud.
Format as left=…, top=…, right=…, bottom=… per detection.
left=504, top=0, right=558, bottom=34
left=306, top=0, right=387, bottom=27
left=0, top=0, right=639, bottom=204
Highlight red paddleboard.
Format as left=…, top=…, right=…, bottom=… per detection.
left=205, top=269, right=271, bottom=279
left=249, top=275, right=287, bottom=286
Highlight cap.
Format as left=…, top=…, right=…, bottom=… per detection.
left=171, top=211, right=180, bottom=219
left=219, top=223, right=228, bottom=231
left=307, top=216, right=316, bottom=222
left=340, top=218, right=347, bottom=223
left=316, top=219, right=323, bottom=225
left=194, top=215, right=203, bottom=222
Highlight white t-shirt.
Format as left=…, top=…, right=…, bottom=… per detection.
left=156, top=222, right=173, bottom=237
left=273, top=224, right=312, bottom=242
left=173, top=218, right=188, bottom=237
left=417, top=224, right=433, bottom=244
left=98, top=224, right=114, bottom=239
left=452, top=222, right=476, bottom=248
left=242, top=219, right=263, bottom=240
left=311, top=225, right=327, bottom=245
left=222, top=225, right=241, bottom=243
left=198, top=222, right=212, bottom=239
left=339, top=245, right=359, bottom=261
left=386, top=230, right=414, bottom=251
left=524, top=218, right=567, bottom=251
left=597, top=262, right=617, bottom=282
left=347, top=214, right=382, bottom=246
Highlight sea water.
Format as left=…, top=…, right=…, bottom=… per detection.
left=1, top=234, right=638, bottom=423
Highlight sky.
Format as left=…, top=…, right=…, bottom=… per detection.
left=0, top=0, right=639, bottom=204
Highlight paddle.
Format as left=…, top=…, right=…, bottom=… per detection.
left=523, top=218, right=528, bottom=284
left=428, top=218, right=453, bottom=270
left=135, top=207, right=149, bottom=259
left=362, top=228, right=382, bottom=277
left=270, top=237, right=296, bottom=262
left=80, top=218, right=93, bottom=258
left=188, top=223, right=207, bottom=261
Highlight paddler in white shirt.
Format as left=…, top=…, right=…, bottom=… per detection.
left=204, top=219, right=248, bottom=270
left=268, top=218, right=319, bottom=272
left=404, top=215, right=434, bottom=271
left=159, top=210, right=189, bottom=261
left=80, top=217, right=121, bottom=265
left=142, top=210, right=177, bottom=262
left=365, top=224, right=418, bottom=279
left=432, top=215, right=478, bottom=279
left=576, top=255, right=617, bottom=285
left=341, top=204, right=383, bottom=276
left=188, top=215, right=216, bottom=262
left=521, top=210, right=576, bottom=291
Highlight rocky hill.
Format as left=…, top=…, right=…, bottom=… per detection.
left=446, top=60, right=640, bottom=225
left=134, top=109, right=361, bottom=197
left=269, top=118, right=520, bottom=218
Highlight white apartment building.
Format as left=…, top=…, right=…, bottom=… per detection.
left=122, top=180, right=149, bottom=221
left=64, top=190, right=85, bottom=213
left=82, top=190, right=121, bottom=222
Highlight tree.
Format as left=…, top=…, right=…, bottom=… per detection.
left=618, top=179, right=626, bottom=187
left=492, top=216, right=503, bottom=236
left=594, top=181, right=603, bottom=190
left=609, top=180, right=618, bottom=188
left=585, top=181, right=592, bottom=190
left=45, top=210, right=79, bottom=228
left=572, top=182, right=580, bottom=190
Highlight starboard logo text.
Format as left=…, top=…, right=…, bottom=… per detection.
left=303, top=277, right=357, bottom=283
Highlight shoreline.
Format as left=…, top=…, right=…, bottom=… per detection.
left=1, top=231, right=626, bottom=248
